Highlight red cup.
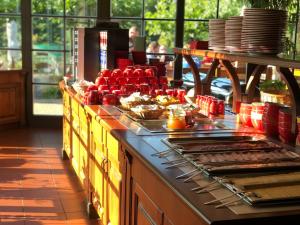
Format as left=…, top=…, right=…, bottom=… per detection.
left=123, top=68, right=134, bottom=77
left=251, top=111, right=264, bottom=130
left=121, top=84, right=135, bottom=95
left=240, top=114, right=253, bottom=127
left=112, top=89, right=121, bottom=96
left=148, top=76, right=158, bottom=85
left=239, top=103, right=252, bottom=125
left=209, top=99, right=218, bottom=115
left=218, top=100, right=225, bottom=115
left=155, top=89, right=164, bottom=96
left=110, top=85, right=119, bottom=92
left=166, top=89, right=175, bottom=97
left=117, top=77, right=126, bottom=85
left=138, top=77, right=148, bottom=84
left=140, top=84, right=150, bottom=95
left=159, top=76, right=168, bottom=85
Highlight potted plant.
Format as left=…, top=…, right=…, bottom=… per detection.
left=259, top=80, right=290, bottom=105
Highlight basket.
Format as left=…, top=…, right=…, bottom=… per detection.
left=260, top=91, right=290, bottom=105
left=131, top=105, right=165, bottom=120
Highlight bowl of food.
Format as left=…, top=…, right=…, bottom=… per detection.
left=119, top=92, right=152, bottom=110
left=131, top=104, right=165, bottom=120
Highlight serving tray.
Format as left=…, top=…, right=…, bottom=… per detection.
left=220, top=172, right=300, bottom=206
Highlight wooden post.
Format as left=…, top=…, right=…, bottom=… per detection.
left=245, top=65, right=266, bottom=103
left=219, top=60, right=242, bottom=113
left=182, top=54, right=201, bottom=98
left=202, top=59, right=219, bottom=95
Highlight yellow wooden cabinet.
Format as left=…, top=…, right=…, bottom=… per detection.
left=90, top=118, right=123, bottom=225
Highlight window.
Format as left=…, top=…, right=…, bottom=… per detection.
left=31, top=0, right=97, bottom=116
left=111, top=0, right=176, bottom=61
left=0, top=0, right=22, bottom=70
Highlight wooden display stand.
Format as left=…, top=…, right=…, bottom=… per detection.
left=174, top=48, right=300, bottom=134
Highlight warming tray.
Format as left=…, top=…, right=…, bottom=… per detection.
left=219, top=172, right=300, bottom=206
left=116, top=106, right=233, bottom=133
left=162, top=136, right=300, bottom=175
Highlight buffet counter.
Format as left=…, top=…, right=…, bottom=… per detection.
left=60, top=81, right=300, bottom=225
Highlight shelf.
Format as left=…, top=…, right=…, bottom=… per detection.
left=174, top=48, right=300, bottom=135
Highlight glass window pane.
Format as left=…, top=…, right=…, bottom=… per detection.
left=65, top=18, right=96, bottom=51
left=184, top=21, right=209, bottom=46
left=66, top=51, right=72, bottom=76
left=32, top=51, right=64, bottom=84
left=145, top=20, right=175, bottom=51
left=112, top=19, right=142, bottom=31
left=66, top=0, right=97, bottom=17
left=219, top=0, right=245, bottom=19
left=32, top=0, right=64, bottom=15
left=144, top=0, right=176, bottom=19
left=0, top=0, right=20, bottom=14
left=283, top=22, right=296, bottom=59
left=0, top=17, right=21, bottom=48
left=185, top=0, right=217, bottom=19
left=111, top=0, right=142, bottom=17
left=33, top=84, right=63, bottom=116
left=32, top=17, right=64, bottom=50
left=0, top=49, right=22, bottom=69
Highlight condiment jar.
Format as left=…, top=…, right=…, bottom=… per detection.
left=167, top=109, right=186, bottom=130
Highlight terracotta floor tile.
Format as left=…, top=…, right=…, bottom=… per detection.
left=53, top=178, right=83, bottom=192
left=0, top=128, right=97, bottom=225
left=0, top=188, right=23, bottom=198
left=23, top=199, right=64, bottom=214
left=0, top=219, right=25, bottom=225
left=22, top=189, right=59, bottom=200
left=0, top=198, right=23, bottom=213
left=23, top=212, right=66, bottom=224
left=65, top=212, right=100, bottom=225
left=56, top=190, right=86, bottom=201
left=60, top=198, right=86, bottom=213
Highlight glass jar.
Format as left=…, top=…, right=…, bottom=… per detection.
left=167, top=109, right=186, bottom=129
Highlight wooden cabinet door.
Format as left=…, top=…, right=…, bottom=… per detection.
left=63, top=117, right=71, bottom=158
left=132, top=181, right=163, bottom=225
left=107, top=162, right=122, bottom=225
left=90, top=138, right=108, bottom=224
left=71, top=131, right=80, bottom=176
left=0, top=83, right=20, bottom=124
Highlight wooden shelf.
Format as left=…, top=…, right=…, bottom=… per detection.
left=174, top=48, right=300, bottom=134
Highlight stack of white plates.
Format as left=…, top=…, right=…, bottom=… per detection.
left=209, top=19, right=225, bottom=51
left=225, top=16, right=243, bottom=52
left=241, top=8, right=287, bottom=55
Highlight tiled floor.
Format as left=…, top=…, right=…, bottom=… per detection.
left=0, top=127, right=100, bottom=225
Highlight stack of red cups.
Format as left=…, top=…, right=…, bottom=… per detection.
left=251, top=102, right=265, bottom=131
left=239, top=103, right=253, bottom=127
left=278, top=108, right=295, bottom=144
left=262, top=102, right=280, bottom=136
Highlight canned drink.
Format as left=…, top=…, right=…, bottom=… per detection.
left=217, top=100, right=225, bottom=115
left=209, top=99, right=218, bottom=115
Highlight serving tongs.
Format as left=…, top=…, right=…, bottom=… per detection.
left=151, top=144, right=184, bottom=158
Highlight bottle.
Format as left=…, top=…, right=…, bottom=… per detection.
left=167, top=109, right=186, bottom=129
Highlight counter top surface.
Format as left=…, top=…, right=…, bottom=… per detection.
left=89, top=105, right=300, bottom=225
left=62, top=83, right=300, bottom=225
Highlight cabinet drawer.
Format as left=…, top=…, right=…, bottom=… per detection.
left=63, top=118, right=71, bottom=157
